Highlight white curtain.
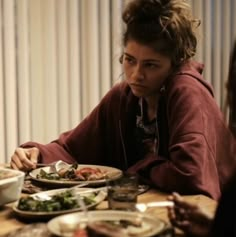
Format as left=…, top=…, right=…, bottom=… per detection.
left=191, top=0, right=236, bottom=108
left=0, top=0, right=236, bottom=163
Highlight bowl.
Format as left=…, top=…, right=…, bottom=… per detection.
left=0, top=168, right=25, bottom=206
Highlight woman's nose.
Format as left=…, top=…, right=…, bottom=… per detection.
left=132, top=64, right=144, bottom=81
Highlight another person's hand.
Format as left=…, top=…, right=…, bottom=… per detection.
left=167, top=192, right=213, bottom=237
left=10, top=147, right=40, bottom=171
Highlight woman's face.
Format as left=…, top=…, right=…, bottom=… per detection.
left=123, top=40, right=172, bottom=98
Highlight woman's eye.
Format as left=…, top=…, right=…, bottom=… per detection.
left=145, top=63, right=159, bottom=68
left=124, top=57, right=135, bottom=64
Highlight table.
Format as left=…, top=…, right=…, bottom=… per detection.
left=0, top=188, right=217, bottom=236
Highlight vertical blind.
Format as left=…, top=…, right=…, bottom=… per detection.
left=0, top=0, right=236, bottom=164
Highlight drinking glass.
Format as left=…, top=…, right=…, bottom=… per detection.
left=107, top=174, right=139, bottom=211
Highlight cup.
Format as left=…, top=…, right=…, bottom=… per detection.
left=107, top=174, right=138, bottom=211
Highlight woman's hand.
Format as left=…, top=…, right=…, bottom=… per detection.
left=10, top=147, right=40, bottom=171
left=167, top=192, right=213, bottom=237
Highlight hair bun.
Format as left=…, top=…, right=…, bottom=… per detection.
left=122, top=0, right=200, bottom=65
left=123, top=0, right=169, bottom=25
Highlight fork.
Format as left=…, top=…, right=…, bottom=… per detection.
left=72, top=186, right=107, bottom=195
left=33, top=182, right=90, bottom=201
left=135, top=201, right=174, bottom=212
left=36, top=160, right=72, bottom=173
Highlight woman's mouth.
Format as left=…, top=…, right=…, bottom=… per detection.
left=129, top=83, right=147, bottom=96
left=130, top=83, right=146, bottom=89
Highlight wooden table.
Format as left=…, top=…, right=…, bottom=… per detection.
left=0, top=188, right=217, bottom=236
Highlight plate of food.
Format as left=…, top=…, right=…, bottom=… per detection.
left=29, top=162, right=123, bottom=187
left=12, top=187, right=107, bottom=220
left=47, top=210, right=171, bottom=237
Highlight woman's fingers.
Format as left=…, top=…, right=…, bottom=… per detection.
left=10, top=160, right=20, bottom=170
left=11, top=149, right=28, bottom=170
left=170, top=192, right=199, bottom=210
left=16, top=148, right=34, bottom=168
left=27, top=147, right=40, bottom=168
left=167, top=192, right=195, bottom=223
left=10, top=147, right=39, bottom=171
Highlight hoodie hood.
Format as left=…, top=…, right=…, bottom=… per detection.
left=174, top=60, right=214, bottom=97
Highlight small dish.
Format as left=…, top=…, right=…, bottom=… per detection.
left=0, top=168, right=25, bottom=206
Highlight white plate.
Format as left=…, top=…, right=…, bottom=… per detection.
left=12, top=187, right=107, bottom=219
left=29, top=164, right=122, bottom=187
left=48, top=210, right=168, bottom=237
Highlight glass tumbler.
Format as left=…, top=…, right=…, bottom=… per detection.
left=107, top=174, right=139, bottom=211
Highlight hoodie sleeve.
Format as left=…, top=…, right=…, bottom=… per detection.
left=20, top=106, right=108, bottom=165
left=20, top=83, right=123, bottom=165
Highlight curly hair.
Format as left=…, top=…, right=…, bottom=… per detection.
left=122, top=0, right=200, bottom=66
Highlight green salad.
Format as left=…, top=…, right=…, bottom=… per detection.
left=17, top=190, right=95, bottom=212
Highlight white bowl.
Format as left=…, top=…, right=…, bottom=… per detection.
left=0, top=168, right=25, bottom=206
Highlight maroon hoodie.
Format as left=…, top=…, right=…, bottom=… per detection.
left=22, top=60, right=236, bottom=200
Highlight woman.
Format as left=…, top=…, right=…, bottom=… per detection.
left=10, top=0, right=236, bottom=200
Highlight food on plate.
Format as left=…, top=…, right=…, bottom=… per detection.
left=36, top=164, right=108, bottom=181
left=85, top=221, right=128, bottom=237
left=73, top=220, right=153, bottom=237
left=22, top=179, right=46, bottom=194
left=3, top=223, right=51, bottom=237
left=59, top=216, right=85, bottom=236
left=47, top=210, right=167, bottom=237
left=17, top=190, right=96, bottom=212
left=73, top=228, right=88, bottom=237
left=75, top=167, right=107, bottom=181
